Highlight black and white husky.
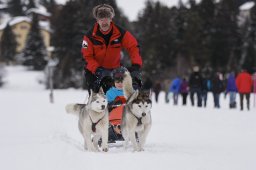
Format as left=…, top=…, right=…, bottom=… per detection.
left=65, top=88, right=109, bottom=152
left=121, top=71, right=152, bottom=151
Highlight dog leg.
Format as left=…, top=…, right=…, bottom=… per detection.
left=129, top=130, right=139, bottom=151
left=136, top=131, right=144, bottom=151
left=83, top=132, right=96, bottom=152
left=140, top=124, right=151, bottom=150
left=83, top=140, right=88, bottom=150
left=121, top=127, right=129, bottom=150
left=100, top=128, right=109, bottom=152
left=92, top=135, right=101, bottom=152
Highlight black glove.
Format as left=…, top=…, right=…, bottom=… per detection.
left=128, top=64, right=141, bottom=72
left=130, top=70, right=142, bottom=90
left=94, top=67, right=113, bottom=93
left=95, top=67, right=104, bottom=79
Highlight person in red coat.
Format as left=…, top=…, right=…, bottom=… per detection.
left=81, top=4, right=142, bottom=94
left=236, top=69, right=253, bottom=110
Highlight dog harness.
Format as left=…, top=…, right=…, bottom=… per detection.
left=131, top=113, right=143, bottom=126
left=89, top=115, right=105, bottom=132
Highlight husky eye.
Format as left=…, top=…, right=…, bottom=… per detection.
left=103, top=100, right=106, bottom=102
left=138, top=105, right=141, bottom=108
left=146, top=105, right=148, bottom=108
left=96, top=101, right=99, bottom=103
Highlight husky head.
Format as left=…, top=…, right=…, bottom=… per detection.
left=88, top=87, right=108, bottom=112
left=129, top=90, right=152, bottom=118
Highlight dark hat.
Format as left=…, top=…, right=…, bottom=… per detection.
left=92, top=4, right=115, bottom=19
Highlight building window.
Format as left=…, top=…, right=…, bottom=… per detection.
left=16, top=34, right=21, bottom=38
left=20, top=25, right=28, bottom=30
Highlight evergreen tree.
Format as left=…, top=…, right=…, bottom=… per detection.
left=198, top=0, right=215, bottom=68
left=136, top=1, right=177, bottom=77
left=22, top=15, right=47, bottom=70
left=242, top=2, right=256, bottom=70
left=8, top=0, right=24, bottom=17
left=182, top=1, right=204, bottom=66
left=27, top=0, right=36, bottom=9
left=211, top=0, right=240, bottom=70
left=40, top=0, right=57, bottom=14
left=0, top=23, right=17, bottom=64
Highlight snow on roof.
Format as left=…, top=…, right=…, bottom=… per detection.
left=0, top=16, right=31, bottom=30
left=0, top=4, right=7, bottom=9
left=26, top=6, right=51, bottom=17
left=9, top=16, right=31, bottom=26
left=0, top=16, right=51, bottom=32
left=239, top=1, right=255, bottom=11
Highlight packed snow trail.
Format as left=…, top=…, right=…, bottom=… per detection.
left=0, top=66, right=256, bottom=170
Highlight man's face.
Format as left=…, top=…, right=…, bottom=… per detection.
left=97, top=18, right=112, bottom=32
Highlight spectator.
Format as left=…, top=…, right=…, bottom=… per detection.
left=189, top=66, right=203, bottom=107
left=153, top=81, right=162, bottom=103
left=211, top=72, right=224, bottom=108
left=201, top=75, right=211, bottom=107
left=180, top=77, right=189, bottom=105
left=163, top=79, right=171, bottom=103
left=226, top=72, right=237, bottom=109
left=236, top=68, right=253, bottom=110
left=169, top=76, right=182, bottom=105
left=143, top=76, right=153, bottom=91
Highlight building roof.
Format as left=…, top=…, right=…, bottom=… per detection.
left=239, top=1, right=255, bottom=11
left=0, top=4, right=7, bottom=10
left=0, top=16, right=51, bottom=32
left=26, top=6, right=51, bottom=17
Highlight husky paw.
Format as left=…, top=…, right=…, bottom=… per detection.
left=139, top=148, right=144, bottom=152
left=102, top=148, right=108, bottom=152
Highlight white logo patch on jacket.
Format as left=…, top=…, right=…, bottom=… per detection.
left=82, top=40, right=88, bottom=49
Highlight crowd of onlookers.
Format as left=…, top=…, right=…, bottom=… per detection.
left=145, top=66, right=256, bottom=111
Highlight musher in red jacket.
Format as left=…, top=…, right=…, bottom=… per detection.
left=81, top=4, right=142, bottom=94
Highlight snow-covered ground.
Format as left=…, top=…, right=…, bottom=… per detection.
left=0, top=66, right=256, bottom=170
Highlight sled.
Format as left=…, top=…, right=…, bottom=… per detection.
left=109, top=105, right=124, bottom=125
left=108, top=105, right=125, bottom=142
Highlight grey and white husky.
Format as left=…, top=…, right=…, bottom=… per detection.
left=65, top=88, right=109, bottom=152
left=121, top=71, right=152, bottom=151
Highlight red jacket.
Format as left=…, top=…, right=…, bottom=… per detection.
left=81, top=22, right=142, bottom=73
left=236, top=71, right=253, bottom=93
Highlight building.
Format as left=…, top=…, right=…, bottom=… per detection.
left=0, top=16, right=51, bottom=54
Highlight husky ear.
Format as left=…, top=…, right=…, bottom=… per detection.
left=88, top=89, right=93, bottom=103
left=126, top=90, right=139, bottom=104
left=98, top=87, right=105, bottom=95
left=149, top=89, right=153, bottom=99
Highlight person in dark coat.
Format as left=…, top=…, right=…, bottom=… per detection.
left=226, top=72, right=237, bottom=108
left=143, top=77, right=153, bottom=91
left=201, top=75, right=211, bottom=107
left=211, top=72, right=224, bottom=108
left=153, top=81, right=162, bottom=103
left=180, top=77, right=189, bottom=105
left=189, top=66, right=203, bottom=107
